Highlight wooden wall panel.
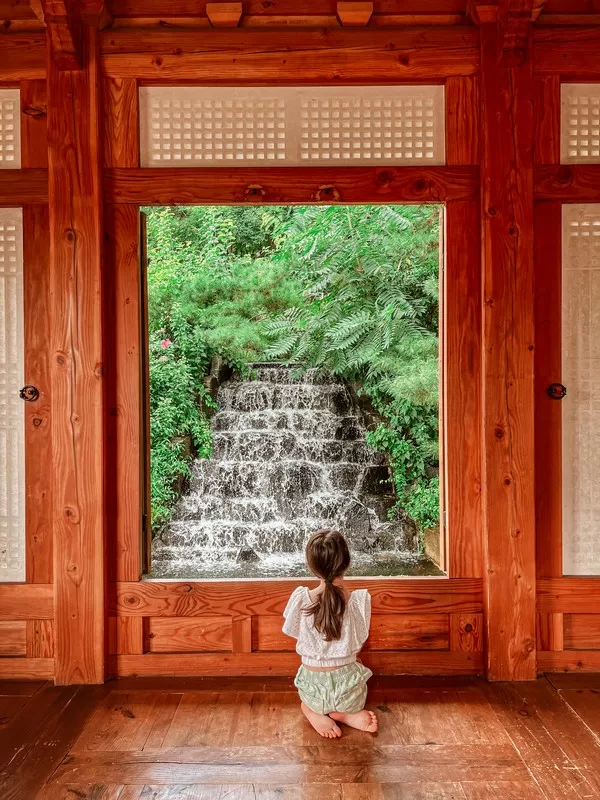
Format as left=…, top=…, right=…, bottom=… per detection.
left=105, top=204, right=142, bottom=582
left=108, top=617, right=144, bottom=655
left=534, top=202, right=562, bottom=578
left=103, top=77, right=139, bottom=168
left=533, top=27, right=600, bottom=76
left=48, top=26, right=105, bottom=685
left=105, top=166, right=478, bottom=206
left=533, top=75, right=560, bottom=166
left=444, top=200, right=482, bottom=578
left=22, top=205, right=53, bottom=585
left=26, top=620, right=55, bottom=659
left=0, top=622, right=27, bottom=656
left=0, top=34, right=46, bottom=80
left=536, top=613, right=564, bottom=652
left=449, top=614, right=483, bottom=653
left=145, top=618, right=234, bottom=653
left=564, top=616, right=600, bottom=650
left=20, top=79, right=47, bottom=168
left=0, top=170, right=47, bottom=205
left=111, top=579, right=484, bottom=618
left=0, top=585, right=53, bottom=619
left=538, top=578, right=600, bottom=614
left=445, top=76, right=479, bottom=166
left=534, top=165, right=600, bottom=202
left=100, top=28, right=479, bottom=81
left=480, top=22, right=536, bottom=680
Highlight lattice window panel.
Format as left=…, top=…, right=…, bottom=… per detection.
left=140, top=86, right=445, bottom=167
left=0, top=90, right=20, bottom=169
left=0, top=209, right=24, bottom=582
left=562, top=205, right=600, bottom=576
left=561, top=85, right=600, bottom=164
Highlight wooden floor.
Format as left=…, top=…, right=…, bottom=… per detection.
left=1, top=674, right=600, bottom=799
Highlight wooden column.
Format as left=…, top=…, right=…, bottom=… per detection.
left=479, top=17, right=536, bottom=680
left=47, top=24, right=105, bottom=684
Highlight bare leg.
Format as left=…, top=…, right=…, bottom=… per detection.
left=329, top=709, right=378, bottom=733
left=301, top=702, right=342, bottom=738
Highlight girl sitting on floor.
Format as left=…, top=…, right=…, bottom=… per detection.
left=282, top=528, right=378, bottom=739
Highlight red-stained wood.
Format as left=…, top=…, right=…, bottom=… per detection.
left=20, top=79, right=48, bottom=169
left=105, top=204, right=142, bottom=582
left=110, top=650, right=483, bottom=677
left=0, top=658, right=55, bottom=679
left=231, top=616, right=252, bottom=654
left=534, top=201, right=562, bottom=578
left=103, top=77, right=139, bottom=168
left=533, top=26, right=600, bottom=75
left=536, top=613, right=564, bottom=651
left=109, top=0, right=468, bottom=15
left=479, top=21, right=536, bottom=680
left=534, top=165, right=600, bottom=202
left=26, top=620, right=55, bottom=658
left=101, top=28, right=479, bottom=81
left=108, top=617, right=144, bottom=655
left=105, top=167, right=479, bottom=206
left=0, top=170, right=48, bottom=205
left=0, top=34, right=46, bottom=80
left=337, top=1, right=374, bottom=26
left=111, top=579, right=484, bottom=618
left=449, top=614, right=483, bottom=652
left=533, top=75, right=560, bottom=166
left=41, top=0, right=83, bottom=70
left=537, top=651, right=600, bottom=673
left=0, top=622, right=27, bottom=656
left=0, top=585, right=53, bottom=619
left=254, top=614, right=450, bottom=652
left=445, top=75, right=479, bottom=166
left=206, top=2, right=242, bottom=27
left=563, top=615, right=600, bottom=650
left=145, top=618, right=234, bottom=653
left=537, top=578, right=600, bottom=613
left=22, top=205, right=53, bottom=585
left=48, top=25, right=105, bottom=685
left=444, top=200, right=482, bottom=579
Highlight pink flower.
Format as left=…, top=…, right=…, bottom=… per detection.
left=160, top=339, right=172, bottom=349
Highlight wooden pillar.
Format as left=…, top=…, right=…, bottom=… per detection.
left=478, top=14, right=536, bottom=680
left=47, top=23, right=105, bottom=684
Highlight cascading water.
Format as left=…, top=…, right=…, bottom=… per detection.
left=151, top=364, right=429, bottom=578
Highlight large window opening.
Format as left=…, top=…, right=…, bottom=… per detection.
left=143, top=205, right=443, bottom=579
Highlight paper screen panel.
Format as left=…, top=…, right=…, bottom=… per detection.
left=140, top=86, right=445, bottom=167
left=0, top=209, right=24, bottom=582
left=0, top=90, right=20, bottom=169
left=561, top=85, right=600, bottom=164
left=562, top=205, right=600, bottom=575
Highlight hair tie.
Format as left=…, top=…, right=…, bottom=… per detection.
left=325, top=577, right=334, bottom=584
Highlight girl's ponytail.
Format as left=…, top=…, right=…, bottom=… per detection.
left=304, top=529, right=351, bottom=641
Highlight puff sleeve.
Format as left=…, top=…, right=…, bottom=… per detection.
left=282, top=586, right=306, bottom=639
left=351, top=589, right=371, bottom=648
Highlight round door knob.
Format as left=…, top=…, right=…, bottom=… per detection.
left=19, top=385, right=40, bottom=402
left=547, top=383, right=567, bottom=400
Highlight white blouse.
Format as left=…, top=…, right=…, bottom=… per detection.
left=282, top=586, right=371, bottom=668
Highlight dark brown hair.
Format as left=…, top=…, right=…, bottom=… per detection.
left=304, top=529, right=351, bottom=641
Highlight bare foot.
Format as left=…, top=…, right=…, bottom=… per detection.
left=329, top=709, right=378, bottom=733
left=301, top=702, right=342, bottom=738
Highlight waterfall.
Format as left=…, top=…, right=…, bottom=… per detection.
left=151, top=364, right=419, bottom=578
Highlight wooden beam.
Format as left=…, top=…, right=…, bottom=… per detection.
left=42, top=0, right=83, bottom=69
left=537, top=578, right=600, bottom=614
left=533, top=27, right=600, bottom=75
left=479, top=20, right=536, bottom=680
left=100, top=28, right=479, bottom=81
left=336, top=2, right=373, bottom=26
left=534, top=165, right=600, bottom=202
left=104, top=166, right=478, bottom=206
left=206, top=2, right=241, bottom=27
left=0, top=170, right=47, bottom=205
left=48, top=24, right=105, bottom=684
left=111, top=578, right=484, bottom=617
left=0, top=34, right=46, bottom=80
left=0, top=584, right=53, bottom=619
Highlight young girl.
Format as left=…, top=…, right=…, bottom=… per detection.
left=282, top=528, right=378, bottom=739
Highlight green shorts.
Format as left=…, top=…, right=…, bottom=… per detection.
left=294, top=661, right=373, bottom=715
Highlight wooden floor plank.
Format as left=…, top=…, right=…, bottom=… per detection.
left=460, top=782, right=545, bottom=799
left=482, top=681, right=600, bottom=799
left=559, top=690, right=600, bottom=741
left=342, top=785, right=467, bottom=799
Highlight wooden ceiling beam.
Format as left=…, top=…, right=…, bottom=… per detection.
left=41, top=0, right=83, bottom=69
left=470, top=0, right=547, bottom=64
left=206, top=2, right=241, bottom=27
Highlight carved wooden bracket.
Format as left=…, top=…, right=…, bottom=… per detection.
left=42, top=0, right=83, bottom=70
left=206, top=2, right=242, bottom=28
left=469, top=1, right=546, bottom=66
left=337, top=2, right=374, bottom=27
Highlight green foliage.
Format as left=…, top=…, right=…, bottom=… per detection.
left=146, top=204, right=440, bottom=535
